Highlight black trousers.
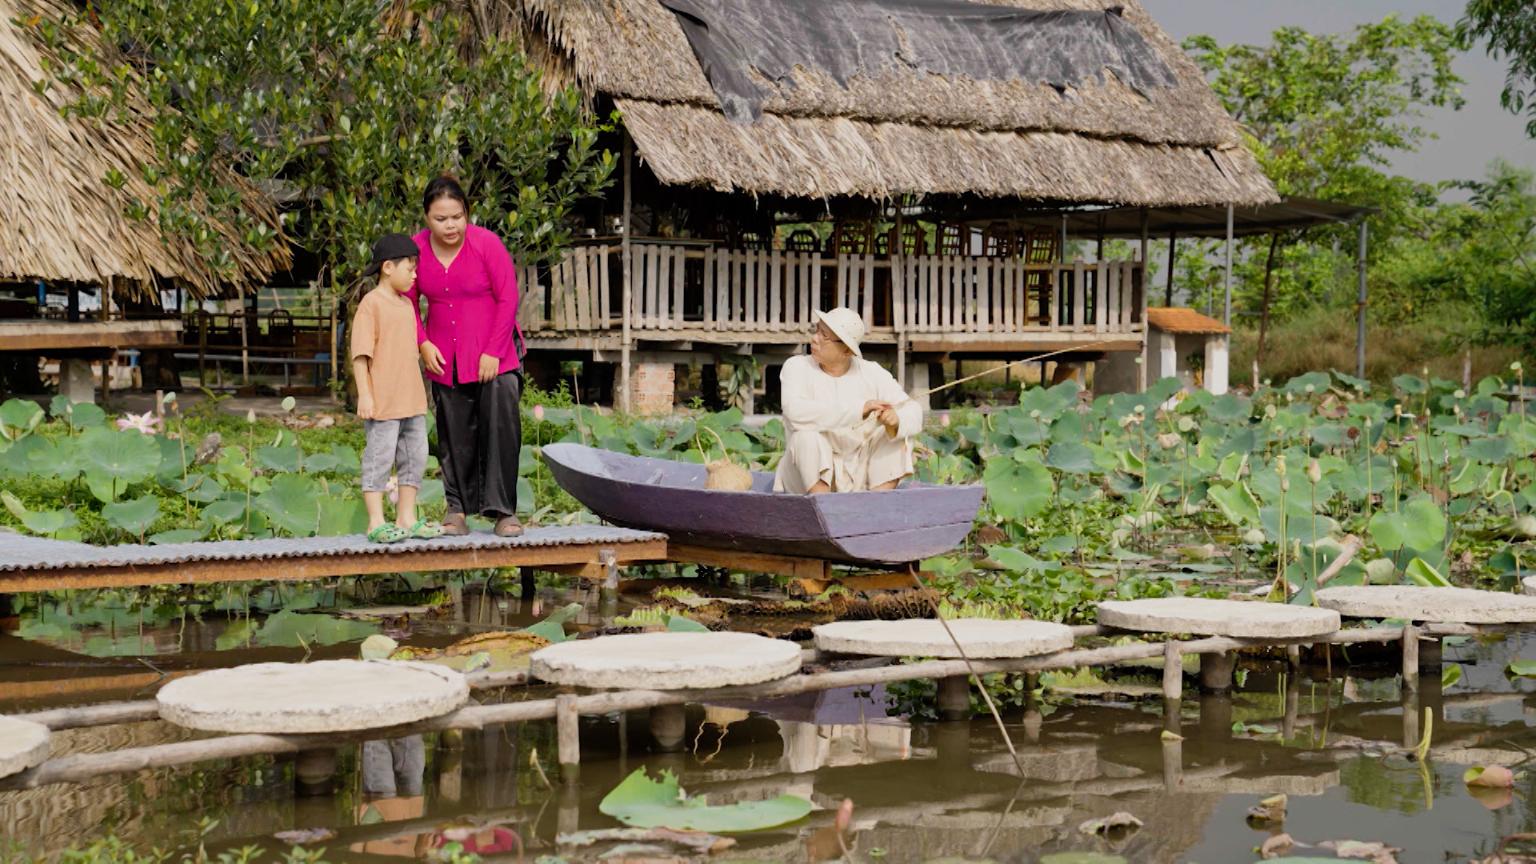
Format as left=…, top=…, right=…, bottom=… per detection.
left=432, top=371, right=522, bottom=518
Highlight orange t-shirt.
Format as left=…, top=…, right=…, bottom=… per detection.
left=350, top=287, right=428, bottom=420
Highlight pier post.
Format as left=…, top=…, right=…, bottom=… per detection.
left=1162, top=642, right=1183, bottom=732
left=1417, top=633, right=1442, bottom=669
left=519, top=567, right=536, bottom=601
left=556, top=694, right=580, bottom=784
left=649, top=703, right=687, bottom=752
left=598, top=549, right=619, bottom=606
left=1198, top=651, right=1237, bottom=692
left=936, top=675, right=971, bottom=722
left=1161, top=733, right=1183, bottom=791
left=294, top=748, right=336, bottom=796
left=1401, top=625, right=1420, bottom=693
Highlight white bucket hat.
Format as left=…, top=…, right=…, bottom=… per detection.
left=815, top=307, right=865, bottom=358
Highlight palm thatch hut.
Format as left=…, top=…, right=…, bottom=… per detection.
left=0, top=0, right=289, bottom=398
left=495, top=0, right=1280, bottom=411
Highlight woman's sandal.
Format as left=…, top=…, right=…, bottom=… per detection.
left=406, top=518, right=445, bottom=540
left=441, top=513, right=470, bottom=536
left=367, top=523, right=409, bottom=544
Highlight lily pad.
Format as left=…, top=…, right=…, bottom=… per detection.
left=598, top=768, right=811, bottom=832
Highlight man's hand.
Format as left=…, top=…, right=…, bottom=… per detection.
left=862, top=400, right=892, bottom=418
left=478, top=353, right=500, bottom=383
left=420, top=341, right=445, bottom=375
left=357, top=393, right=376, bottom=420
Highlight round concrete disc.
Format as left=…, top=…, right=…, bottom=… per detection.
left=1317, top=585, right=1536, bottom=624
left=157, top=660, right=469, bottom=734
left=0, top=716, right=49, bottom=778
left=1097, top=597, right=1339, bottom=638
left=531, top=632, right=801, bottom=689
left=1523, top=576, right=1536, bottom=598
left=812, top=618, right=1074, bottom=659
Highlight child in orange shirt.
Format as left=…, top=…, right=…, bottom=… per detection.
left=351, top=234, right=443, bottom=543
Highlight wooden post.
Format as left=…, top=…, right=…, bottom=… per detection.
left=598, top=548, right=619, bottom=605
left=1224, top=204, right=1234, bottom=327
left=1401, top=624, right=1419, bottom=692
left=1198, top=651, right=1236, bottom=692
left=937, top=675, right=970, bottom=722
left=1356, top=219, right=1368, bottom=381
left=1162, top=641, right=1182, bottom=702
left=1165, top=231, right=1177, bottom=306
left=99, top=277, right=112, bottom=404
left=649, top=703, right=686, bottom=752
left=556, top=693, right=580, bottom=783
left=620, top=133, right=634, bottom=414
left=240, top=292, right=251, bottom=387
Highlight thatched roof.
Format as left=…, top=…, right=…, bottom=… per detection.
left=512, top=0, right=1278, bottom=206
left=0, top=0, right=289, bottom=298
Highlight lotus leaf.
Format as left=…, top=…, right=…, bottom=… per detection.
left=521, top=602, right=583, bottom=643
left=984, top=452, right=1052, bottom=522
left=317, top=496, right=368, bottom=536
left=1207, top=483, right=1261, bottom=528
left=256, top=445, right=302, bottom=473
left=201, top=498, right=246, bottom=526
left=229, top=610, right=378, bottom=648
left=81, top=427, right=161, bottom=498
left=0, top=398, right=44, bottom=440
left=599, top=768, right=811, bottom=832
left=1404, top=557, right=1452, bottom=587
left=103, top=496, right=161, bottom=539
left=254, top=475, right=321, bottom=536
left=1367, top=495, right=1446, bottom=552
left=1392, top=374, right=1428, bottom=394
left=149, top=528, right=208, bottom=545
left=1, top=490, right=77, bottom=537
left=1045, top=442, right=1096, bottom=474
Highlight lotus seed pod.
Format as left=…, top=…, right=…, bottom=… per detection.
left=1512, top=361, right=1523, bottom=372
left=1157, top=432, right=1181, bottom=450
left=1306, top=459, right=1321, bottom=484
left=1275, top=455, right=1287, bottom=476
left=246, top=409, right=257, bottom=424
left=1243, top=528, right=1267, bottom=546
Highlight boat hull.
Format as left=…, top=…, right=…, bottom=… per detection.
left=541, top=443, right=983, bottom=566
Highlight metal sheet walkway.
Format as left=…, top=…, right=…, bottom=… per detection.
left=0, top=526, right=667, bottom=592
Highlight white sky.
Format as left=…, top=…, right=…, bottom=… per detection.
left=1141, top=0, right=1536, bottom=186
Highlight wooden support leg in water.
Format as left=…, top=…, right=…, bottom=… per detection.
left=1418, top=633, right=1442, bottom=669
left=649, top=703, right=686, bottom=752
left=294, top=747, right=336, bottom=796
left=1199, top=651, right=1237, bottom=692
left=556, top=693, right=580, bottom=784
left=598, top=549, right=619, bottom=600
left=1401, top=624, right=1420, bottom=693
left=937, top=675, right=971, bottom=722
left=1162, top=641, right=1183, bottom=732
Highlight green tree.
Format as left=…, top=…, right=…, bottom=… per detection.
left=1462, top=0, right=1536, bottom=137
left=33, top=0, right=614, bottom=294
left=1185, top=16, right=1465, bottom=366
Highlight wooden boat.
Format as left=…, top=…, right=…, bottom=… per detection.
left=541, top=443, right=984, bottom=566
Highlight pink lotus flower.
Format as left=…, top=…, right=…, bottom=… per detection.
left=939, top=412, right=951, bottom=427
left=532, top=404, right=545, bottom=422
left=115, top=412, right=161, bottom=435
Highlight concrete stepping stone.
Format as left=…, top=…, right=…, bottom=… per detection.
left=1523, top=576, right=1536, bottom=597
left=812, top=618, right=1073, bottom=659
left=0, top=716, right=50, bottom=778
left=157, top=660, right=469, bottom=734
left=1316, top=585, right=1536, bottom=624
left=531, top=632, right=801, bottom=690
left=1096, top=597, right=1339, bottom=639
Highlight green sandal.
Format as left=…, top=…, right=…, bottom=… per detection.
left=406, top=518, right=444, bottom=540
left=367, top=523, right=409, bottom=544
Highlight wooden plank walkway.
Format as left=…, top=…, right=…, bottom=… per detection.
left=0, top=527, right=667, bottom=593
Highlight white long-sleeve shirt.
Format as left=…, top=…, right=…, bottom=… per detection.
left=778, top=354, right=922, bottom=439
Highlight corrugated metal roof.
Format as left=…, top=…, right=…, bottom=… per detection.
left=1146, top=307, right=1229, bottom=334
left=0, top=526, right=663, bottom=573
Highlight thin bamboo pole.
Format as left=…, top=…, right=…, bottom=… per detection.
left=620, top=134, right=634, bottom=413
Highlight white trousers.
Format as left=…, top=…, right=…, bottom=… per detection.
left=774, top=427, right=914, bottom=493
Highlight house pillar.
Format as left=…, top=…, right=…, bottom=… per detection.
left=628, top=362, right=675, bottom=416
left=60, top=359, right=96, bottom=404
left=1204, top=335, right=1229, bottom=395
left=1155, top=328, right=1178, bottom=382
left=905, top=361, right=931, bottom=411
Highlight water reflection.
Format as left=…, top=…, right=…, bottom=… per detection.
left=8, top=632, right=1536, bottom=860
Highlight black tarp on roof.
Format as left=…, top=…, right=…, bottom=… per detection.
left=660, top=0, right=1179, bottom=124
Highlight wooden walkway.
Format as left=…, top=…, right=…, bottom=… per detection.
left=0, top=527, right=667, bottom=593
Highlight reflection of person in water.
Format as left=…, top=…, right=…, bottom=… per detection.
left=352, top=735, right=428, bottom=858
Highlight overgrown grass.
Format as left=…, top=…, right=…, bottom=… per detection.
left=1231, top=305, right=1530, bottom=388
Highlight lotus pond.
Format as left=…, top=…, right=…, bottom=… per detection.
left=1, top=369, right=1535, bottom=862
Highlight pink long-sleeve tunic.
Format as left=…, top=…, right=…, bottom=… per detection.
left=409, top=224, right=522, bottom=386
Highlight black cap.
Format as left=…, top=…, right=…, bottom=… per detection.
left=363, top=233, right=420, bottom=277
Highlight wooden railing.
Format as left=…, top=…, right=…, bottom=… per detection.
left=519, top=243, right=1144, bottom=339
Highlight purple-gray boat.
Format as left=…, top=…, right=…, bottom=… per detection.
left=541, top=443, right=985, bottom=566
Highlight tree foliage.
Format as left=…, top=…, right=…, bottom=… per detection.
left=1462, top=0, right=1536, bottom=137
left=37, top=0, right=615, bottom=291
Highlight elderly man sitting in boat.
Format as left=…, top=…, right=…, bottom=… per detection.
left=774, top=307, right=922, bottom=494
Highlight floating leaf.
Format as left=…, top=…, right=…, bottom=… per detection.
left=1506, top=659, right=1536, bottom=677
left=665, top=614, right=709, bottom=633
left=1442, top=663, right=1463, bottom=689
left=520, top=602, right=582, bottom=644
left=598, top=768, right=811, bottom=832
left=242, top=611, right=378, bottom=648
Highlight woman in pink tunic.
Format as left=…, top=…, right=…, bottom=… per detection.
left=410, top=177, right=525, bottom=537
